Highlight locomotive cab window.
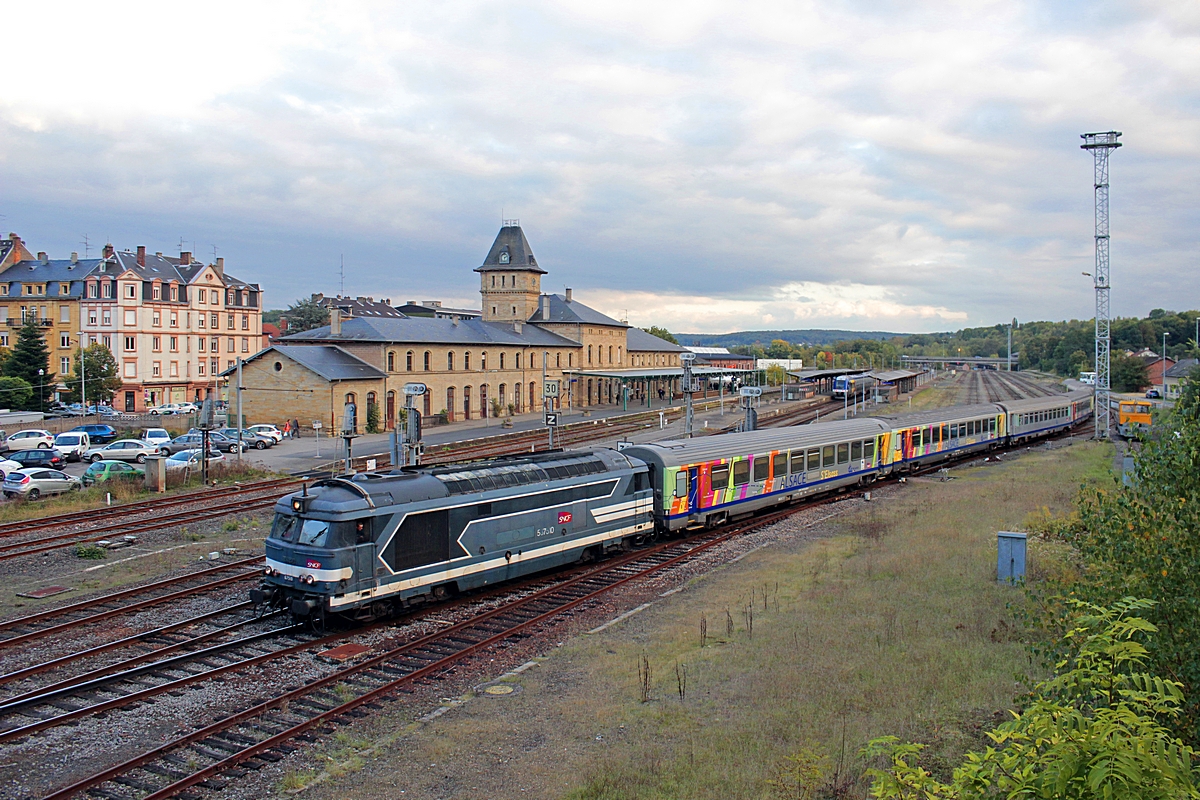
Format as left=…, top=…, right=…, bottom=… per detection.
left=753, top=456, right=769, bottom=482
left=733, top=460, right=750, bottom=486
left=710, top=464, right=730, bottom=489
left=271, top=514, right=299, bottom=542
left=836, top=443, right=849, bottom=464
left=675, top=471, right=688, bottom=497
left=773, top=452, right=787, bottom=478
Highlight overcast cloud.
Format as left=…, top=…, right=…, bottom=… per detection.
left=2, top=1, right=1197, bottom=333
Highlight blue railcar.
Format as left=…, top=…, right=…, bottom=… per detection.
left=832, top=373, right=876, bottom=400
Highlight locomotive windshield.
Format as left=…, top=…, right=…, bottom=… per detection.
left=269, top=513, right=372, bottom=548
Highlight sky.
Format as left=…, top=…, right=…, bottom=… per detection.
left=2, top=1, right=1198, bottom=335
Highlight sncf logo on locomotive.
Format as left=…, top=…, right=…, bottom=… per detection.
left=558, top=511, right=573, bottom=524
left=306, top=559, right=322, bottom=570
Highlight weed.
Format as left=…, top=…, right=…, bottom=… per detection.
left=221, top=519, right=240, bottom=533
left=278, top=769, right=316, bottom=793
left=333, top=683, right=356, bottom=703
left=74, top=545, right=107, bottom=560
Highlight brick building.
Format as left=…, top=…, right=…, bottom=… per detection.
left=228, top=222, right=683, bottom=430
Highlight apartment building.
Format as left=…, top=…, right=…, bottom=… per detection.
left=0, top=253, right=94, bottom=381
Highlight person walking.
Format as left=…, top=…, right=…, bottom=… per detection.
left=291, top=418, right=300, bottom=439
left=282, top=419, right=292, bottom=440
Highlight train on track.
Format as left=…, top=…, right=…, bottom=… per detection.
left=251, top=389, right=1092, bottom=622
left=832, top=373, right=876, bottom=400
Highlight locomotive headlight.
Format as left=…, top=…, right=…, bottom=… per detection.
left=292, top=499, right=303, bottom=512
left=263, top=567, right=274, bottom=576
left=302, top=574, right=316, bottom=585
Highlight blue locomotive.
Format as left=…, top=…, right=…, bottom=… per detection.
left=253, top=389, right=1091, bottom=621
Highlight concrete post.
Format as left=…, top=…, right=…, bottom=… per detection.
left=144, top=456, right=167, bottom=493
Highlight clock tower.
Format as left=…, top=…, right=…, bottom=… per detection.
left=476, top=221, right=546, bottom=322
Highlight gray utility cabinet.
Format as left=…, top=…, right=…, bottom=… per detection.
left=997, top=531, right=1027, bottom=584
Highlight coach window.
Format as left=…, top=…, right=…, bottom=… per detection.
left=836, top=443, right=849, bottom=464
left=710, top=463, right=730, bottom=489
left=912, top=429, right=922, bottom=448
left=989, top=418, right=996, bottom=433
left=789, top=451, right=804, bottom=474
left=851, top=441, right=863, bottom=461
left=940, top=425, right=948, bottom=442
left=772, top=452, right=787, bottom=478
left=864, top=439, right=876, bottom=462
left=821, top=445, right=835, bottom=467
left=406, top=351, right=413, bottom=371
left=732, top=459, right=750, bottom=486
left=807, top=448, right=819, bottom=472
left=753, top=455, right=769, bottom=482
left=674, top=471, right=687, bottom=497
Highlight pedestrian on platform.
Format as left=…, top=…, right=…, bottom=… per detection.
left=282, top=419, right=292, bottom=439
left=291, top=419, right=300, bottom=439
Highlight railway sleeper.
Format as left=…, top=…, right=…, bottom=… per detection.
left=113, top=775, right=159, bottom=792
left=140, top=762, right=190, bottom=781
left=190, top=742, right=237, bottom=760
left=83, top=787, right=126, bottom=799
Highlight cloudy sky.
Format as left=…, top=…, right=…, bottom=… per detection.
left=2, top=2, right=1197, bottom=334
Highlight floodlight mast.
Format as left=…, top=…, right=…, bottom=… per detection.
left=1081, top=131, right=1122, bottom=440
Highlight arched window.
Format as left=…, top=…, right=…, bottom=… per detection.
left=480, top=384, right=489, bottom=418
left=529, top=381, right=536, bottom=410
left=406, top=350, right=413, bottom=371
left=516, top=352, right=521, bottom=370
left=556, top=353, right=561, bottom=368
left=387, top=351, right=395, bottom=372
left=344, top=393, right=357, bottom=431
left=463, top=386, right=472, bottom=419
left=446, top=387, right=456, bottom=422
left=609, top=345, right=613, bottom=363
left=447, top=351, right=455, bottom=371
left=423, top=351, right=431, bottom=371
left=499, top=384, right=507, bottom=410
left=588, top=345, right=593, bottom=364
left=386, top=391, right=396, bottom=429
left=617, top=346, right=621, bottom=364
left=464, top=351, right=470, bottom=371
left=481, top=351, right=487, bottom=370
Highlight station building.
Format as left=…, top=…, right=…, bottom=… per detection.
left=229, top=223, right=686, bottom=431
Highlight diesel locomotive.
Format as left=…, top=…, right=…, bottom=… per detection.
left=252, top=388, right=1091, bottom=621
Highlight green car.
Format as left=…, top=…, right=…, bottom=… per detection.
left=82, top=460, right=145, bottom=487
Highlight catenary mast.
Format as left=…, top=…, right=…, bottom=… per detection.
left=1081, top=131, right=1122, bottom=440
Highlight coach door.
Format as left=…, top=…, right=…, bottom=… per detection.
left=674, top=468, right=696, bottom=515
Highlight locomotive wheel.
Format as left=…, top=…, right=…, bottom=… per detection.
left=431, top=585, right=451, bottom=601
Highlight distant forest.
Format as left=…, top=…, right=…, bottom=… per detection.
left=670, top=309, right=1200, bottom=390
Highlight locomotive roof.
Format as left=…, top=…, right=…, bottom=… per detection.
left=622, top=418, right=889, bottom=468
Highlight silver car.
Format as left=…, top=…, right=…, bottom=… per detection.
left=3, top=468, right=81, bottom=499
left=85, top=439, right=160, bottom=464
left=164, top=449, right=226, bottom=472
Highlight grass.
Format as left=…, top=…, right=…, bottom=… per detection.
left=549, top=440, right=1114, bottom=799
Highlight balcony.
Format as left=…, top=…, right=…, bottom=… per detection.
left=5, top=318, right=54, bottom=328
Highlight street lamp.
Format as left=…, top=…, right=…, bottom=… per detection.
left=1162, top=332, right=1169, bottom=397
left=37, top=369, right=44, bottom=416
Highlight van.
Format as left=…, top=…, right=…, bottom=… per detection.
left=142, top=428, right=172, bottom=448
left=53, top=431, right=91, bottom=462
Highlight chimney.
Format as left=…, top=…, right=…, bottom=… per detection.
left=540, top=294, right=550, bottom=318
left=180, top=251, right=191, bottom=265
left=451, top=314, right=459, bottom=326
left=565, top=287, right=573, bottom=302
left=513, top=320, right=523, bottom=334
left=70, top=252, right=78, bottom=264
left=102, top=243, right=115, bottom=259
left=37, top=251, right=47, bottom=263
left=330, top=307, right=342, bottom=336
left=155, top=251, right=162, bottom=257
left=214, top=257, right=224, bottom=277
left=136, top=245, right=146, bottom=266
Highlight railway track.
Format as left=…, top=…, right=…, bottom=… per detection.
left=0, top=557, right=263, bottom=651
left=40, top=500, right=823, bottom=800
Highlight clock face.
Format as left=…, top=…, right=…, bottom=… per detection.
left=499, top=252, right=510, bottom=264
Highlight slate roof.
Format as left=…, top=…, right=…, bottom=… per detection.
left=475, top=224, right=545, bottom=274
left=1165, top=358, right=1199, bottom=379
left=222, top=345, right=386, bottom=381
left=626, top=327, right=687, bottom=352
left=108, top=251, right=260, bottom=291
left=526, top=294, right=628, bottom=328
left=0, top=258, right=102, bottom=297
left=281, top=315, right=582, bottom=348
left=0, top=239, right=12, bottom=265
left=318, top=295, right=407, bottom=319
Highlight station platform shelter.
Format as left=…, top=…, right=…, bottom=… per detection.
left=563, top=366, right=753, bottom=411
left=786, top=367, right=874, bottom=394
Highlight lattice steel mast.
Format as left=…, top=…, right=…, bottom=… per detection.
left=1081, top=131, right=1122, bottom=439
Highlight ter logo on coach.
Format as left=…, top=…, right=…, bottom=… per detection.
left=558, top=511, right=572, bottom=524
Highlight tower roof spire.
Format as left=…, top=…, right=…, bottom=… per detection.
left=474, top=221, right=546, bottom=274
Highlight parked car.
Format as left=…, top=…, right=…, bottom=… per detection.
left=3, top=468, right=81, bottom=499
left=53, top=431, right=91, bottom=461
left=216, top=428, right=275, bottom=450
left=159, top=432, right=224, bottom=456
left=177, top=402, right=200, bottom=414
left=7, top=449, right=66, bottom=469
left=84, top=439, right=160, bottom=464
left=6, top=430, right=55, bottom=450
left=71, top=424, right=118, bottom=444
left=142, top=428, right=172, bottom=448
left=247, top=424, right=284, bottom=444
left=1146, top=389, right=1162, bottom=399
left=82, top=460, right=146, bottom=487
left=148, top=403, right=191, bottom=415
left=0, top=457, right=25, bottom=480
left=164, top=449, right=226, bottom=472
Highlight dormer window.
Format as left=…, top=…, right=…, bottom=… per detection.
left=152, top=284, right=161, bottom=300
left=60, top=283, right=69, bottom=295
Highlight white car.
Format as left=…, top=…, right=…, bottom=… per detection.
left=53, top=431, right=91, bottom=461
left=164, top=449, right=226, bottom=472
left=6, top=429, right=55, bottom=450
left=177, top=402, right=200, bottom=414
left=0, top=457, right=24, bottom=480
left=142, top=428, right=172, bottom=448
left=148, top=403, right=185, bottom=415
left=247, top=424, right=284, bottom=444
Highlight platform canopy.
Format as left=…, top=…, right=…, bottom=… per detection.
left=564, top=365, right=749, bottom=380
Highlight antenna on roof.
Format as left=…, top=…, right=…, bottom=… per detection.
left=340, top=254, right=345, bottom=296
left=177, top=236, right=186, bottom=251
left=211, top=244, right=218, bottom=262
left=80, top=233, right=91, bottom=258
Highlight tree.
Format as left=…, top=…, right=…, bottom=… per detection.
left=282, top=298, right=330, bottom=333
left=867, top=599, right=1200, bottom=800
left=765, top=364, right=787, bottom=385
left=767, top=339, right=795, bottom=359
left=0, top=377, right=33, bottom=410
left=642, top=326, right=679, bottom=345
left=1113, top=351, right=1149, bottom=392
left=63, top=345, right=123, bottom=405
left=366, top=397, right=382, bottom=433
left=3, top=319, right=53, bottom=410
